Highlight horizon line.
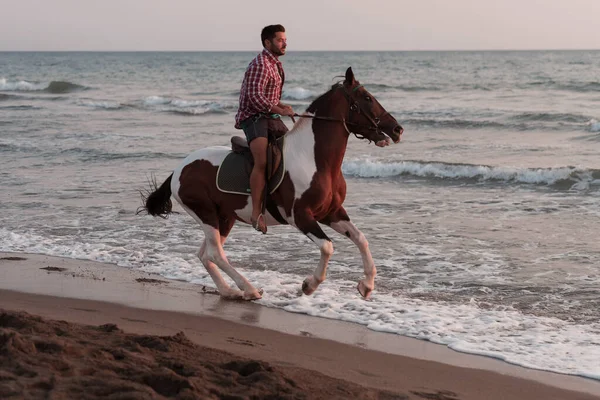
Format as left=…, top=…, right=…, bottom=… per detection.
left=1, top=48, right=600, bottom=53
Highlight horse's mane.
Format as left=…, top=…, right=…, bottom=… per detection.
left=306, top=82, right=344, bottom=114
left=288, top=83, right=343, bottom=134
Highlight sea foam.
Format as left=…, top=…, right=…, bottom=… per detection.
left=142, top=96, right=235, bottom=115
left=0, top=78, right=46, bottom=91
left=282, top=87, right=314, bottom=100
left=342, top=159, right=598, bottom=189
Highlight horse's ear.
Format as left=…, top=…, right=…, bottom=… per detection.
left=344, top=67, right=356, bottom=86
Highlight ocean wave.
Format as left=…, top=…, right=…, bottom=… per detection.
left=55, top=147, right=184, bottom=161
left=556, top=81, right=600, bottom=93
left=398, top=84, right=443, bottom=92
left=282, top=87, right=314, bottom=100
left=590, top=119, right=600, bottom=132
left=402, top=118, right=508, bottom=130
left=78, top=100, right=122, bottom=110
left=342, top=159, right=600, bottom=190
left=0, top=105, right=42, bottom=110
left=525, top=79, right=600, bottom=93
left=45, top=81, right=87, bottom=93
left=362, top=83, right=396, bottom=91
left=0, top=78, right=46, bottom=91
left=0, top=93, right=16, bottom=101
left=0, top=78, right=87, bottom=93
left=142, top=96, right=236, bottom=115
left=366, top=83, right=443, bottom=92
left=459, top=83, right=493, bottom=91
left=401, top=114, right=597, bottom=132
left=527, top=78, right=555, bottom=87
left=511, top=112, right=591, bottom=124
left=164, top=108, right=226, bottom=116
left=368, top=83, right=492, bottom=92
left=370, top=79, right=600, bottom=94
left=0, top=143, right=20, bottom=152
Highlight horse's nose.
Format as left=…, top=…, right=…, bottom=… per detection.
left=393, top=125, right=403, bottom=142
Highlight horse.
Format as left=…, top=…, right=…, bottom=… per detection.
left=139, top=67, right=403, bottom=301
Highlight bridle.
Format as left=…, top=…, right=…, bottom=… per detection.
left=291, top=84, right=390, bottom=142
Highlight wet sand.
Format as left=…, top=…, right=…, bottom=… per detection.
left=1, top=252, right=599, bottom=399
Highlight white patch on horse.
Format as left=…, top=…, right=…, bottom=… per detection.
left=234, top=200, right=290, bottom=227
left=171, top=146, right=230, bottom=204
left=307, top=233, right=333, bottom=252
left=284, top=115, right=317, bottom=201
left=233, top=201, right=253, bottom=225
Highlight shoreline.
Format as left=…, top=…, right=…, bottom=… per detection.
left=1, top=251, right=599, bottom=399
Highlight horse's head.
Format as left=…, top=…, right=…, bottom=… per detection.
left=341, top=67, right=403, bottom=147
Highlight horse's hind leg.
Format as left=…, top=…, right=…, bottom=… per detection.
left=198, top=238, right=244, bottom=299
left=324, top=209, right=376, bottom=299
left=179, top=197, right=262, bottom=300
left=200, top=224, right=263, bottom=301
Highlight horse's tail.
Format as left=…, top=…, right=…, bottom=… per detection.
left=137, top=174, right=173, bottom=218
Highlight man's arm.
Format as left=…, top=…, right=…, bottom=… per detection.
left=245, top=62, right=277, bottom=113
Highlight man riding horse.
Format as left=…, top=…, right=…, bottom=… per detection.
left=235, top=24, right=295, bottom=234
left=141, top=63, right=403, bottom=300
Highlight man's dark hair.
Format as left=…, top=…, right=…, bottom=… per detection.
left=261, top=25, right=285, bottom=47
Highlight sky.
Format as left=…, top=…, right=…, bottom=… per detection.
left=1, top=0, right=599, bottom=51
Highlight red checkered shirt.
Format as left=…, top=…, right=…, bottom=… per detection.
left=235, top=48, right=284, bottom=129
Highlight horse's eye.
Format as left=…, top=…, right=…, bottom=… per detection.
left=365, top=96, right=372, bottom=101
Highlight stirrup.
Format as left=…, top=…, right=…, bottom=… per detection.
left=251, top=214, right=267, bottom=234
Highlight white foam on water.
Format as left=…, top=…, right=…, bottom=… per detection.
left=1, top=227, right=599, bottom=381
left=0, top=78, right=46, bottom=91
left=282, top=87, right=314, bottom=100
left=142, top=96, right=233, bottom=114
left=590, top=119, right=600, bottom=132
left=261, top=286, right=600, bottom=380
left=143, top=95, right=171, bottom=106
left=341, top=159, right=593, bottom=187
left=170, top=99, right=213, bottom=108
left=78, top=100, right=122, bottom=109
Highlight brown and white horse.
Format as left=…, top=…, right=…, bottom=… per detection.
left=140, top=67, right=403, bottom=301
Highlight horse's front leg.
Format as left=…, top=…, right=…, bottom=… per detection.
left=324, top=210, right=376, bottom=299
left=295, top=211, right=334, bottom=296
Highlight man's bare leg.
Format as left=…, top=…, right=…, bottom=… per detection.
left=249, top=136, right=268, bottom=233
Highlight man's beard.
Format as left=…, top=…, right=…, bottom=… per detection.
left=271, top=45, right=286, bottom=56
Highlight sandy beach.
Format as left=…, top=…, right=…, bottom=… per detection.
left=1, top=252, right=599, bottom=400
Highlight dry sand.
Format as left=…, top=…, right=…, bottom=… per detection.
left=1, top=252, right=599, bottom=400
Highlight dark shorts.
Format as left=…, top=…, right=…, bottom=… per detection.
left=241, top=115, right=289, bottom=144
left=241, top=115, right=269, bottom=144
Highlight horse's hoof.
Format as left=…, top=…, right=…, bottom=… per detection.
left=221, top=289, right=244, bottom=300
left=357, top=281, right=373, bottom=300
left=302, top=279, right=316, bottom=296
left=243, top=289, right=263, bottom=301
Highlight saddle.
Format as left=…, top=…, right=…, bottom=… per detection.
left=216, top=134, right=285, bottom=196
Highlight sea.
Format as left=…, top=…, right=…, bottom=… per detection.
left=1, top=50, right=600, bottom=381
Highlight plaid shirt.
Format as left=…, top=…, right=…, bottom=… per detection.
left=235, top=48, right=284, bottom=128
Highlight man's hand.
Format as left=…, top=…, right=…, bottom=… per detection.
left=279, top=104, right=295, bottom=117
left=271, top=103, right=295, bottom=117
